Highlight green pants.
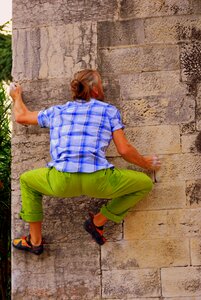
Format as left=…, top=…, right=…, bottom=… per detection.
left=19, top=167, right=153, bottom=223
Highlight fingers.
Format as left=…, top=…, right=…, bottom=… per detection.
left=152, top=155, right=161, bottom=170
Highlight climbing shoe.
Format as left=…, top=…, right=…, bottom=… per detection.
left=84, top=213, right=106, bottom=246
left=12, top=234, right=43, bottom=255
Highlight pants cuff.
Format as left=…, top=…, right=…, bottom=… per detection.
left=19, top=212, right=43, bottom=223
left=100, top=205, right=126, bottom=223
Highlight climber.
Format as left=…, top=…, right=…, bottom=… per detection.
left=10, top=69, right=161, bottom=255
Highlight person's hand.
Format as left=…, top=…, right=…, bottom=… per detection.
left=143, top=155, right=161, bottom=171
left=9, top=83, right=22, bottom=101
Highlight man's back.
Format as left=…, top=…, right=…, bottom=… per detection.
left=38, top=98, right=124, bottom=172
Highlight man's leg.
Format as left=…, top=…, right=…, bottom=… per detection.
left=83, top=168, right=153, bottom=244
left=99, top=168, right=153, bottom=223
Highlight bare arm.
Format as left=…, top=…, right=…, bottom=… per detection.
left=112, top=129, right=161, bottom=171
left=9, top=84, right=39, bottom=125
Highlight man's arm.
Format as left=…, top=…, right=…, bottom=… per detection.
left=112, top=129, right=161, bottom=171
left=10, top=84, right=39, bottom=125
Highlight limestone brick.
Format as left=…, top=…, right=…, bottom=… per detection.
left=161, top=267, right=201, bottom=297
left=190, top=238, right=201, bottom=266
left=186, top=180, right=201, bottom=208
left=99, top=45, right=179, bottom=74
left=120, top=0, right=192, bottom=19
left=109, top=153, right=201, bottom=182
left=102, top=269, right=161, bottom=298
left=196, top=83, right=201, bottom=130
left=181, top=132, right=201, bottom=153
left=102, top=239, right=189, bottom=269
left=133, top=181, right=186, bottom=210
left=124, top=209, right=201, bottom=240
left=13, top=0, right=118, bottom=28
left=97, top=19, right=144, bottom=48
left=121, top=96, right=195, bottom=126
left=12, top=22, right=97, bottom=81
left=118, top=71, right=187, bottom=100
left=107, top=125, right=181, bottom=157
left=144, top=15, right=201, bottom=44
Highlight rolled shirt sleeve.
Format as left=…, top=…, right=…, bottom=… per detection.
left=37, top=107, right=54, bottom=128
left=108, top=106, right=124, bottom=132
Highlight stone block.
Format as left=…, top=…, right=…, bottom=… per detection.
left=99, top=45, right=179, bottom=74
left=97, top=19, right=144, bottom=48
left=109, top=153, right=201, bottom=182
left=13, top=0, right=118, bottom=28
left=12, top=22, right=97, bottom=81
left=134, top=181, right=186, bottom=210
left=145, top=15, right=201, bottom=44
left=102, top=269, right=161, bottom=298
left=193, top=0, right=201, bottom=13
left=186, top=180, right=201, bottom=208
left=107, top=125, right=181, bottom=156
left=196, top=83, right=201, bottom=130
left=121, top=96, right=195, bottom=126
left=124, top=208, right=201, bottom=240
left=191, top=238, right=201, bottom=266
left=118, top=71, right=186, bottom=100
left=12, top=268, right=101, bottom=299
left=161, top=267, right=201, bottom=297
left=180, top=42, right=201, bottom=84
left=102, top=239, right=189, bottom=269
left=182, top=132, right=201, bottom=153
left=125, top=125, right=181, bottom=155
left=120, top=0, right=192, bottom=19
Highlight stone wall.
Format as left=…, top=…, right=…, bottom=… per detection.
left=12, top=0, right=201, bottom=299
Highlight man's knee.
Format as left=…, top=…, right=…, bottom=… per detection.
left=142, top=174, right=154, bottom=193
left=20, top=170, right=32, bottom=185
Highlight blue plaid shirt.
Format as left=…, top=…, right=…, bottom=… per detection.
left=38, top=98, right=124, bottom=173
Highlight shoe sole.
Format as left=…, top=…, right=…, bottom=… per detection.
left=84, top=220, right=106, bottom=246
left=12, top=243, right=43, bottom=255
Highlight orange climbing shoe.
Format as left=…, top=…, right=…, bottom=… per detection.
left=84, top=213, right=106, bottom=246
left=12, top=235, right=43, bottom=255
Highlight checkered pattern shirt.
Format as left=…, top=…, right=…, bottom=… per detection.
left=38, top=98, right=124, bottom=173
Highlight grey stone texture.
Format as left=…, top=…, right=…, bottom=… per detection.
left=12, top=0, right=201, bottom=299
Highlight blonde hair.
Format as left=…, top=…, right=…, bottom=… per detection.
left=71, top=69, right=99, bottom=101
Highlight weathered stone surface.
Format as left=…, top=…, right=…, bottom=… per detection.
left=102, top=269, right=161, bottom=298
left=161, top=267, right=201, bottom=297
left=118, top=71, right=187, bottom=99
left=186, top=180, right=201, bottom=208
left=134, top=181, right=186, bottom=210
left=13, top=0, right=118, bottom=28
left=107, top=125, right=181, bottom=156
left=180, top=42, right=201, bottom=84
left=120, top=0, right=192, bottom=19
left=12, top=268, right=101, bottom=299
left=145, top=15, right=201, bottom=44
left=196, top=83, right=201, bottom=130
left=99, top=45, right=179, bottom=74
left=190, top=238, right=201, bottom=266
left=109, top=153, right=201, bottom=183
left=124, top=209, right=201, bottom=240
left=12, top=23, right=97, bottom=81
left=182, top=132, right=201, bottom=153
left=102, top=239, right=189, bottom=269
left=121, top=96, right=195, bottom=126
left=12, top=0, right=201, bottom=298
left=97, top=19, right=144, bottom=48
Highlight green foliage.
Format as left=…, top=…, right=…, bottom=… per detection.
left=0, top=83, right=11, bottom=300
left=0, top=21, right=12, bottom=300
left=0, top=22, right=12, bottom=82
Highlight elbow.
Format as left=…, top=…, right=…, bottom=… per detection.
left=15, top=114, right=25, bottom=124
left=117, top=144, right=131, bottom=157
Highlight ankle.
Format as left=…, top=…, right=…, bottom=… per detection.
left=93, top=216, right=107, bottom=227
left=30, top=237, right=42, bottom=247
